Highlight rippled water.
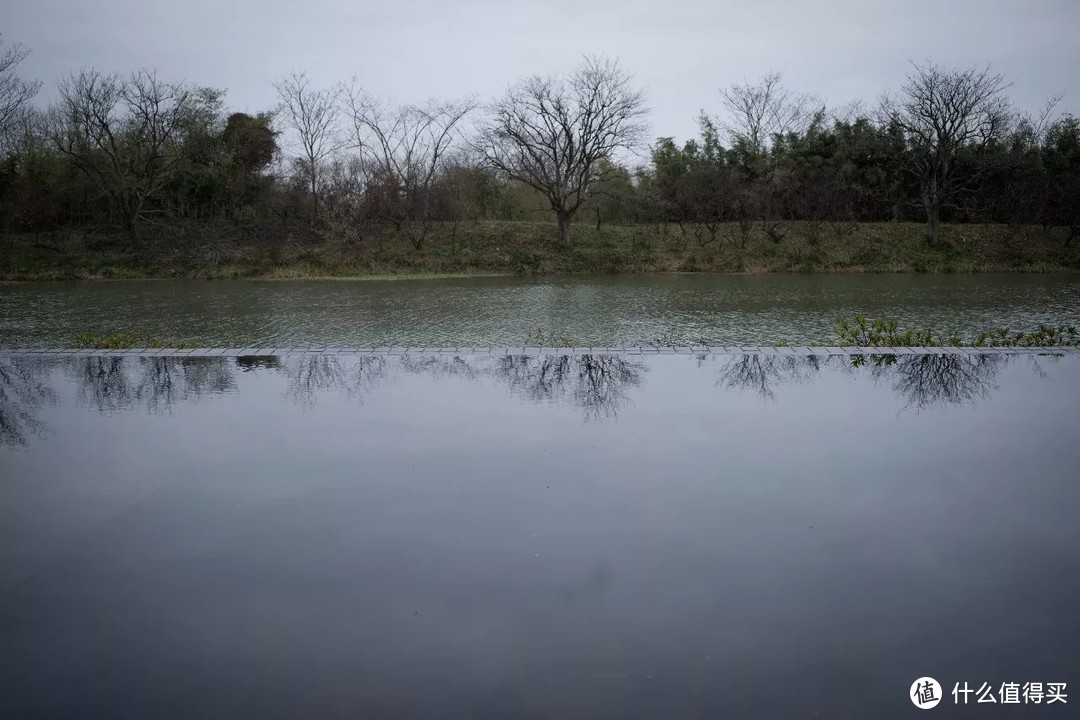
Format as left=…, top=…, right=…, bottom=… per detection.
left=3, top=274, right=1080, bottom=346
left=1, top=353, right=1079, bottom=717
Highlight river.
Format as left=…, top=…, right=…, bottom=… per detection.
left=3, top=273, right=1080, bottom=346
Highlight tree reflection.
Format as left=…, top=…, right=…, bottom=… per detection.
left=276, top=354, right=388, bottom=408
left=138, top=357, right=236, bottom=413
left=494, top=354, right=646, bottom=421
left=400, top=353, right=646, bottom=420
left=0, top=357, right=57, bottom=446
left=707, top=352, right=1029, bottom=411
left=399, top=355, right=483, bottom=381
left=235, top=356, right=281, bottom=372
left=711, top=354, right=821, bottom=400
left=69, top=357, right=131, bottom=413
left=876, top=354, right=1005, bottom=412
left=0, top=351, right=1066, bottom=449
left=66, top=356, right=236, bottom=414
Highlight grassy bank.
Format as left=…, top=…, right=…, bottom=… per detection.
left=3, top=219, right=1079, bottom=281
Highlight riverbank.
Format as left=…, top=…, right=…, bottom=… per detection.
left=3, top=220, right=1078, bottom=280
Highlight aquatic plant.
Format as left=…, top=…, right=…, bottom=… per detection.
left=73, top=331, right=194, bottom=349
left=970, top=325, right=1079, bottom=347
left=525, top=328, right=575, bottom=347
left=832, top=314, right=959, bottom=347
left=829, top=314, right=1079, bottom=347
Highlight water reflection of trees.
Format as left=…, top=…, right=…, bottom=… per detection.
left=710, top=354, right=822, bottom=400
left=863, top=354, right=1006, bottom=411
left=277, top=355, right=389, bottom=408
left=0, top=358, right=57, bottom=446
left=400, top=354, right=645, bottom=421
left=0, top=352, right=1066, bottom=448
left=707, top=352, right=1025, bottom=411
left=66, top=357, right=237, bottom=414
left=3, top=354, right=645, bottom=425
left=494, top=355, right=645, bottom=421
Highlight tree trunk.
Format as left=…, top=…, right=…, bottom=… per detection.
left=120, top=197, right=140, bottom=249
left=707, top=223, right=719, bottom=246
left=557, top=210, right=572, bottom=246
left=925, top=204, right=940, bottom=247
left=923, top=175, right=941, bottom=247
left=309, top=163, right=319, bottom=225
left=406, top=217, right=428, bottom=250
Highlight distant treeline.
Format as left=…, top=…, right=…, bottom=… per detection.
left=1, top=35, right=1078, bottom=248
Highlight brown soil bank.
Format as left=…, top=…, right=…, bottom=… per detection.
left=3, top=220, right=1078, bottom=281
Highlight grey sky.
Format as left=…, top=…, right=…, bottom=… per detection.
left=3, top=0, right=1078, bottom=144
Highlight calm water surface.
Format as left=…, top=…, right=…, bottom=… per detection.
left=1, top=352, right=1078, bottom=718
left=3, top=274, right=1080, bottom=346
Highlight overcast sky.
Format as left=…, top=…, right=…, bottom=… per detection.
left=3, top=0, right=1078, bottom=143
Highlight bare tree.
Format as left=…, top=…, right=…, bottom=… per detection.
left=0, top=34, right=41, bottom=146
left=830, top=98, right=868, bottom=126
left=438, top=148, right=494, bottom=243
left=478, top=56, right=648, bottom=245
left=718, top=71, right=820, bottom=155
left=320, top=152, right=378, bottom=246
left=52, top=69, right=192, bottom=241
left=273, top=72, right=342, bottom=223
left=881, top=62, right=1012, bottom=246
left=347, top=86, right=474, bottom=248
left=714, top=72, right=822, bottom=240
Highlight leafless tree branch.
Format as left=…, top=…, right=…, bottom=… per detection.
left=477, top=55, right=648, bottom=245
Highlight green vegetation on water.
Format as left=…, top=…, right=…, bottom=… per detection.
left=827, top=315, right=1079, bottom=347
left=74, top=331, right=193, bottom=349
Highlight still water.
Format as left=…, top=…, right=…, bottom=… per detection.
left=3, top=274, right=1080, bottom=346
left=1, top=352, right=1078, bottom=718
